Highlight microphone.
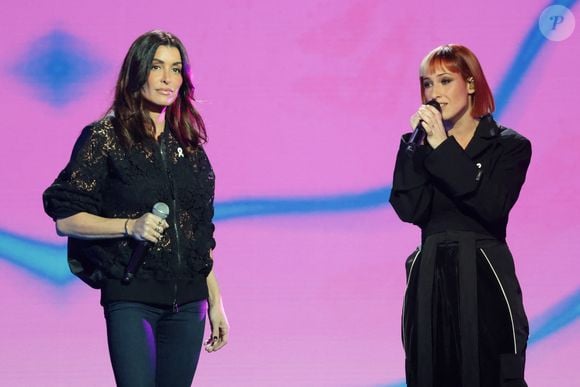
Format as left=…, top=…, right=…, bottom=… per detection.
left=405, top=99, right=442, bottom=155
left=122, top=202, right=170, bottom=284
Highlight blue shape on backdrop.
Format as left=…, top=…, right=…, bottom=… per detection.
left=495, top=0, right=578, bottom=118
left=214, top=186, right=390, bottom=221
left=529, top=287, right=580, bottom=344
left=13, top=29, right=106, bottom=106
left=0, top=230, right=71, bottom=284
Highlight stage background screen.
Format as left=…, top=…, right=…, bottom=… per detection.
left=0, top=1, right=578, bottom=385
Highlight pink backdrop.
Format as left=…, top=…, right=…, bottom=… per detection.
left=0, top=1, right=578, bottom=386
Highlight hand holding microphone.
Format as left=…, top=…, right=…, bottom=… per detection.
left=123, top=202, right=170, bottom=283
left=406, top=99, right=443, bottom=154
left=128, top=209, right=170, bottom=244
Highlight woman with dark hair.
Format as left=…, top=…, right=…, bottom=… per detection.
left=389, top=44, right=531, bottom=387
left=43, top=30, right=228, bottom=386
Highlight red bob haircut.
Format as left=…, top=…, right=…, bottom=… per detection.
left=419, top=44, right=495, bottom=118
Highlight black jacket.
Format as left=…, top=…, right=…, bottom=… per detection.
left=43, top=116, right=216, bottom=306
left=389, top=115, right=531, bottom=241
left=389, top=115, right=532, bottom=386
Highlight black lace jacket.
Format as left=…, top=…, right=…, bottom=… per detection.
left=43, top=117, right=215, bottom=304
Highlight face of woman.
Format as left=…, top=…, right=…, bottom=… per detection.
left=421, top=66, right=475, bottom=124
left=141, top=45, right=183, bottom=111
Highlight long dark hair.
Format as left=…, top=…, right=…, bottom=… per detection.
left=110, top=30, right=207, bottom=152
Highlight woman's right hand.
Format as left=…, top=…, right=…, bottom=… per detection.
left=127, top=213, right=169, bottom=243
left=409, top=104, right=447, bottom=149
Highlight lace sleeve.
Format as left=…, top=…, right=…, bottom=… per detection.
left=199, top=145, right=217, bottom=251
left=43, top=123, right=111, bottom=220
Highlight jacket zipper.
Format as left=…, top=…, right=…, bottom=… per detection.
left=159, top=134, right=182, bottom=312
left=401, top=247, right=421, bottom=352
left=479, top=248, right=518, bottom=354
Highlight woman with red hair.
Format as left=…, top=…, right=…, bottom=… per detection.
left=390, top=44, right=530, bottom=386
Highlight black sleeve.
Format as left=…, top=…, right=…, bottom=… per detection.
left=424, top=134, right=531, bottom=224
left=389, top=134, right=434, bottom=226
left=43, top=124, right=110, bottom=220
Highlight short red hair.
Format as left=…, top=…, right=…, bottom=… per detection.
left=419, top=44, right=495, bottom=118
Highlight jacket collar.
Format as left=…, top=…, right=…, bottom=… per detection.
left=464, top=114, right=499, bottom=158
left=476, top=114, right=499, bottom=138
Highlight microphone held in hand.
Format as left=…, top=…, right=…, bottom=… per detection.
left=122, top=202, right=170, bottom=284
left=405, top=99, right=442, bottom=155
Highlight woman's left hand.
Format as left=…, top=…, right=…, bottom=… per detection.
left=205, top=301, right=229, bottom=352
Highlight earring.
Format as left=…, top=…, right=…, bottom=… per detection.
left=468, top=77, right=475, bottom=92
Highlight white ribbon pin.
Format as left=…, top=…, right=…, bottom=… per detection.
left=177, top=147, right=184, bottom=158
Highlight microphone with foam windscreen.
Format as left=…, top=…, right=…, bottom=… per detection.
left=405, top=99, right=442, bottom=155
left=122, top=202, right=170, bottom=284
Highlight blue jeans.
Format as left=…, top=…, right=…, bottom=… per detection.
left=103, top=300, right=207, bottom=387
